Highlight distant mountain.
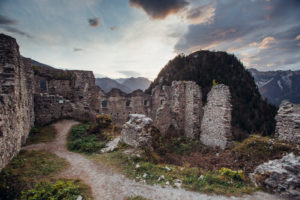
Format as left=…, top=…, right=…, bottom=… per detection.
left=248, top=68, right=300, bottom=106
left=122, top=77, right=151, bottom=92
left=95, top=78, right=131, bottom=93
left=96, top=77, right=151, bottom=94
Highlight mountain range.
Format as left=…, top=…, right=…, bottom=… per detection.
left=248, top=68, right=300, bottom=106
left=95, top=77, right=151, bottom=93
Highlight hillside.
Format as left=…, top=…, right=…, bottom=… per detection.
left=248, top=68, right=300, bottom=105
left=147, top=51, right=277, bottom=140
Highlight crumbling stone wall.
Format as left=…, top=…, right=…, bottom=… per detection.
left=200, top=84, right=232, bottom=149
left=0, top=34, right=34, bottom=171
left=151, top=81, right=202, bottom=138
left=34, top=93, right=96, bottom=125
left=275, top=100, right=300, bottom=144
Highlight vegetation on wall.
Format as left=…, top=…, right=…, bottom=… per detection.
left=146, top=51, right=278, bottom=139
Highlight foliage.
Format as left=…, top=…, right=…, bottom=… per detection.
left=26, top=125, right=56, bottom=145
left=232, top=135, right=299, bottom=174
left=67, top=123, right=109, bottom=154
left=95, top=114, right=112, bottom=129
left=32, top=65, right=41, bottom=75
left=219, top=168, right=244, bottom=181
left=212, top=79, right=218, bottom=86
left=53, top=71, right=73, bottom=80
left=20, top=180, right=82, bottom=200
left=0, top=150, right=68, bottom=200
left=146, top=51, right=278, bottom=138
left=90, top=150, right=253, bottom=195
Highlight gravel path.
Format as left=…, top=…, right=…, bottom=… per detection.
left=23, top=120, right=283, bottom=200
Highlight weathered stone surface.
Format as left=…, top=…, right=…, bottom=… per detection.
left=151, top=81, right=203, bottom=138
left=0, top=34, right=34, bottom=171
left=200, top=84, right=232, bottom=149
left=101, top=136, right=120, bottom=153
left=120, top=114, right=154, bottom=150
left=275, top=100, right=300, bottom=145
left=250, top=153, right=300, bottom=199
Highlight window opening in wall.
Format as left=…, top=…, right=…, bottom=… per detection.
left=102, top=100, right=107, bottom=108
left=144, top=100, right=148, bottom=106
left=40, top=80, right=47, bottom=92
left=126, top=100, right=131, bottom=107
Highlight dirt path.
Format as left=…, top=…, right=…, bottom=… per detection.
left=23, top=120, right=283, bottom=200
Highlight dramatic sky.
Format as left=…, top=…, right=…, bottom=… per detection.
left=0, top=0, right=299, bottom=79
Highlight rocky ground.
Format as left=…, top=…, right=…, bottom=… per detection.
left=23, top=120, right=283, bottom=200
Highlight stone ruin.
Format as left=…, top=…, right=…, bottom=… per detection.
left=0, top=33, right=235, bottom=170
left=200, top=84, right=233, bottom=149
left=120, top=114, right=154, bottom=150
left=0, top=34, right=34, bottom=170
left=275, top=100, right=300, bottom=145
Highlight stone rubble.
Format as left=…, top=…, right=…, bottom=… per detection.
left=250, top=153, right=300, bottom=199
left=101, top=136, right=120, bottom=153
left=120, top=114, right=154, bottom=150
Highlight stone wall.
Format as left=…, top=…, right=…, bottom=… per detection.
left=200, top=84, right=232, bottom=149
left=0, top=34, right=34, bottom=171
left=151, top=81, right=203, bottom=138
left=275, top=100, right=300, bottom=144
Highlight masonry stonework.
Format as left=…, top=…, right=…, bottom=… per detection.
left=0, top=34, right=34, bottom=171
left=275, top=100, right=300, bottom=144
left=200, top=84, right=233, bottom=149
left=0, top=34, right=235, bottom=170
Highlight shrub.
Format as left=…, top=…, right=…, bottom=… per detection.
left=219, top=168, right=245, bottom=181
left=68, top=135, right=105, bottom=154
left=20, top=180, right=81, bottom=200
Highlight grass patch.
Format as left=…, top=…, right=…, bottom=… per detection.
left=0, top=150, right=68, bottom=199
left=125, top=196, right=151, bottom=200
left=25, top=125, right=56, bottom=145
left=67, top=124, right=107, bottom=154
left=20, top=179, right=92, bottom=200
left=89, top=149, right=253, bottom=196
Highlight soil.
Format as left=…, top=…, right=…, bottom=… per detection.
left=23, top=120, right=283, bottom=200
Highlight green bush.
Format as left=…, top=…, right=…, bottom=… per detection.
left=20, top=180, right=81, bottom=200
left=67, top=123, right=108, bottom=154
left=219, top=168, right=244, bottom=181
left=68, top=135, right=105, bottom=154
left=26, top=125, right=56, bottom=145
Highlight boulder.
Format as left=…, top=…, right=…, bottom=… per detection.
left=101, top=136, right=120, bottom=153
left=250, top=153, right=300, bottom=199
left=120, top=114, right=154, bottom=150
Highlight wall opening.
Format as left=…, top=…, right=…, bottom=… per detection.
left=126, top=100, right=131, bottom=107
left=40, top=80, right=47, bottom=92
left=102, top=100, right=107, bottom=108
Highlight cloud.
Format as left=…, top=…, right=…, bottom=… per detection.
left=185, top=2, right=216, bottom=25
left=2, top=26, right=33, bottom=38
left=73, top=48, right=84, bottom=52
left=118, top=70, right=141, bottom=77
left=0, top=15, right=17, bottom=25
left=175, top=0, right=300, bottom=70
left=129, top=0, right=189, bottom=19
left=110, top=26, right=117, bottom=31
left=88, top=18, right=99, bottom=27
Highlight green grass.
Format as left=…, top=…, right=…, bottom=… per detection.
left=26, top=125, right=56, bottom=145
left=89, top=149, right=253, bottom=196
left=125, top=196, right=151, bottom=200
left=67, top=124, right=107, bottom=154
left=0, top=150, right=68, bottom=199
